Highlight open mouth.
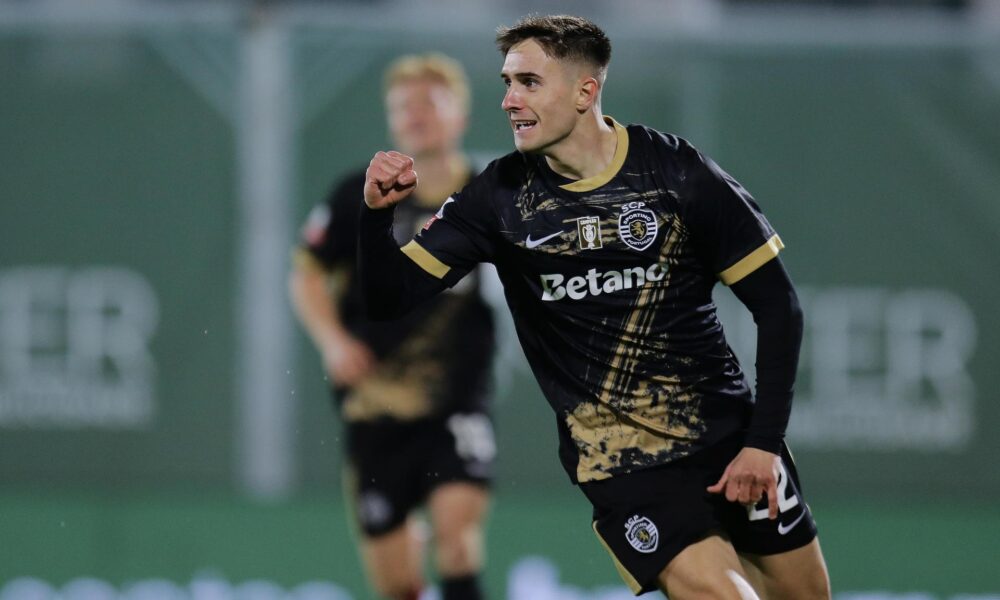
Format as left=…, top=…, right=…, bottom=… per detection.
left=512, top=120, right=537, bottom=132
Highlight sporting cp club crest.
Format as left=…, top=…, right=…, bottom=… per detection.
left=618, top=201, right=658, bottom=251
left=624, top=514, right=659, bottom=553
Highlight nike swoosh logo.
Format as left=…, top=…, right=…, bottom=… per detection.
left=777, top=512, right=805, bottom=535
left=525, top=231, right=564, bottom=249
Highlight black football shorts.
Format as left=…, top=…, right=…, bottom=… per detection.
left=580, top=435, right=817, bottom=595
left=344, top=412, right=495, bottom=537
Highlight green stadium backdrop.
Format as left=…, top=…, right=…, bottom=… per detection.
left=1, top=16, right=998, bottom=600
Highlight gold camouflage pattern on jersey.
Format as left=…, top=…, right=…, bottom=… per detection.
left=512, top=120, right=708, bottom=482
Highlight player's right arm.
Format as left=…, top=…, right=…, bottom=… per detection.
left=289, top=176, right=376, bottom=386
left=288, top=258, right=374, bottom=387
left=359, top=151, right=499, bottom=320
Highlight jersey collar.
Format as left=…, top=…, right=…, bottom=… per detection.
left=557, top=116, right=629, bottom=193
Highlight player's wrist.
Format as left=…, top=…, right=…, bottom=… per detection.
left=363, top=191, right=403, bottom=211
left=742, top=433, right=783, bottom=455
left=360, top=199, right=397, bottom=216
left=318, top=326, right=351, bottom=353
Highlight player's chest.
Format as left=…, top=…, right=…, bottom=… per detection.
left=502, top=192, right=680, bottom=269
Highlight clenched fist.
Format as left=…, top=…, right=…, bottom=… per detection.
left=364, top=150, right=418, bottom=209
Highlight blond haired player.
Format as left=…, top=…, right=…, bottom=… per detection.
left=291, top=54, right=495, bottom=600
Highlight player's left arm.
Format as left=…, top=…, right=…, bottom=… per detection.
left=706, top=257, right=804, bottom=517
left=667, top=137, right=804, bottom=516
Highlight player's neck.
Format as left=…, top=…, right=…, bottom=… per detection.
left=412, top=150, right=468, bottom=205
left=543, top=114, right=617, bottom=182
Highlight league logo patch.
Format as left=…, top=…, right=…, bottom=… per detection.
left=422, top=196, right=455, bottom=230
left=618, top=201, right=658, bottom=251
left=625, top=514, right=659, bottom=553
left=302, top=204, right=331, bottom=246
left=576, top=216, right=603, bottom=250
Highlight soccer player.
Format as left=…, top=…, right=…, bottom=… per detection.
left=358, top=15, right=834, bottom=600
left=290, top=54, right=496, bottom=600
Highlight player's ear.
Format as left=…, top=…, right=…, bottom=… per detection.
left=576, top=76, right=600, bottom=113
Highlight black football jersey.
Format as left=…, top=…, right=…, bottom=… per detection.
left=403, top=119, right=783, bottom=483
left=298, top=169, right=495, bottom=423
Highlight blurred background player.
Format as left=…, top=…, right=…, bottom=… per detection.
left=289, top=53, right=496, bottom=600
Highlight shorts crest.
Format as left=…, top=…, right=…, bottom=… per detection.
left=358, top=491, right=393, bottom=529
left=625, top=514, right=659, bottom=553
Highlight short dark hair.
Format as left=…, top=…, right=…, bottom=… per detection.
left=496, top=14, right=611, bottom=76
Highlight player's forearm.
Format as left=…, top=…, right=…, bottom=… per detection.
left=358, top=203, right=445, bottom=320
left=729, top=259, right=804, bottom=454
left=288, top=265, right=350, bottom=354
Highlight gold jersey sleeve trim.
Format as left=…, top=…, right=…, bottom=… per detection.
left=401, top=240, right=451, bottom=279
left=559, top=117, right=630, bottom=193
left=592, top=521, right=643, bottom=594
left=291, top=247, right=328, bottom=273
left=719, top=234, right=784, bottom=286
